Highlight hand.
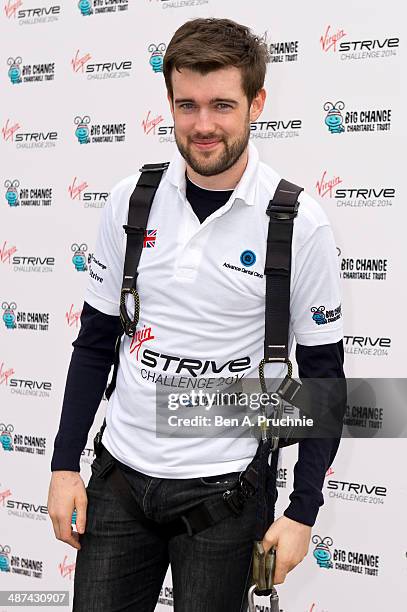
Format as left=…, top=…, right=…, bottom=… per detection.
left=262, top=515, right=311, bottom=585
left=47, top=471, right=88, bottom=550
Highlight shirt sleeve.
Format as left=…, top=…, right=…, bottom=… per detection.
left=84, top=189, right=125, bottom=316
left=290, top=224, right=343, bottom=346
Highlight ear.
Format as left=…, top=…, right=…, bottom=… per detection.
left=249, top=88, right=266, bottom=122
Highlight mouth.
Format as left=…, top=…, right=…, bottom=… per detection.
left=191, top=139, right=222, bottom=151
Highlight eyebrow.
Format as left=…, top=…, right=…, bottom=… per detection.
left=174, top=97, right=239, bottom=105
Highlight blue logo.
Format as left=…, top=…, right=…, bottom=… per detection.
left=312, top=535, right=333, bottom=569
left=0, top=424, right=14, bottom=451
left=240, top=250, right=256, bottom=267
left=71, top=243, right=88, bottom=271
left=0, top=545, right=11, bottom=572
left=2, top=302, right=17, bottom=329
left=78, top=0, right=93, bottom=16
left=5, top=180, right=20, bottom=207
left=7, top=57, right=22, bottom=84
left=311, top=305, right=327, bottom=325
left=324, top=101, right=345, bottom=133
left=74, top=116, right=90, bottom=144
left=148, top=43, right=166, bottom=73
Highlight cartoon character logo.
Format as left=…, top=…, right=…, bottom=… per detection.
left=324, top=101, right=345, bottom=133
left=4, top=180, right=20, bottom=207
left=78, top=0, right=93, bottom=16
left=0, top=545, right=11, bottom=572
left=2, top=302, right=17, bottom=329
left=311, top=306, right=327, bottom=325
left=0, top=424, right=14, bottom=451
left=148, top=44, right=166, bottom=73
left=7, top=57, right=22, bottom=84
left=71, top=243, right=88, bottom=271
left=74, top=116, right=90, bottom=144
left=240, top=250, right=256, bottom=267
left=312, top=535, right=333, bottom=569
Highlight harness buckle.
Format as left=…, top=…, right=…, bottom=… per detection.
left=266, top=200, right=299, bottom=220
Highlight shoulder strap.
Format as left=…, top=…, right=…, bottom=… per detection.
left=264, top=178, right=303, bottom=365
left=119, top=162, right=169, bottom=336
left=106, top=162, right=168, bottom=400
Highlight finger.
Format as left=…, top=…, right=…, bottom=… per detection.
left=75, top=497, right=88, bottom=534
left=50, top=514, right=61, bottom=540
left=262, top=530, right=278, bottom=554
left=273, top=557, right=288, bottom=585
left=59, top=518, right=81, bottom=550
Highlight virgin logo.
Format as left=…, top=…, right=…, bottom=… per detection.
left=320, top=25, right=347, bottom=52
left=129, top=325, right=155, bottom=360
left=58, top=555, right=76, bottom=580
left=316, top=171, right=342, bottom=198
left=65, top=304, right=82, bottom=328
left=0, top=241, right=17, bottom=264
left=325, top=466, right=334, bottom=478
left=0, top=362, right=15, bottom=386
left=142, top=111, right=164, bottom=135
left=2, top=119, right=20, bottom=142
left=71, top=50, right=92, bottom=73
left=68, top=177, right=88, bottom=200
left=0, top=488, right=12, bottom=505
left=4, top=0, right=23, bottom=18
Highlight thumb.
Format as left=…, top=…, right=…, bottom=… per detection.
left=262, top=522, right=279, bottom=554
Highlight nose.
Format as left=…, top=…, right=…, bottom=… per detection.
left=193, top=108, right=217, bottom=137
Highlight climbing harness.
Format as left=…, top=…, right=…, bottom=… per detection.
left=94, top=163, right=305, bottom=611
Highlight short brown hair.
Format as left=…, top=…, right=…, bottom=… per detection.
left=163, top=18, right=269, bottom=106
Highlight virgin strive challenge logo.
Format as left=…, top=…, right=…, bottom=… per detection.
left=320, top=25, right=399, bottom=60
left=71, top=50, right=132, bottom=79
left=2, top=119, right=58, bottom=149
left=323, top=101, right=392, bottom=133
left=316, top=170, right=395, bottom=209
left=77, top=0, right=128, bottom=16
left=4, top=2, right=61, bottom=24
left=68, top=177, right=108, bottom=209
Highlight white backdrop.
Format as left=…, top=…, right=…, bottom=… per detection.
left=1, top=1, right=405, bottom=611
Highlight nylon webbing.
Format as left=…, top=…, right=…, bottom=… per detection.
left=264, top=179, right=303, bottom=364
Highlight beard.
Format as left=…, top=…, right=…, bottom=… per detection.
left=174, top=119, right=251, bottom=177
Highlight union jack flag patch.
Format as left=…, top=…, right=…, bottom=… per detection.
left=143, top=229, right=157, bottom=248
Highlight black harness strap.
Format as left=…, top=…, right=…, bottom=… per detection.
left=105, top=162, right=169, bottom=400
left=264, top=179, right=303, bottom=365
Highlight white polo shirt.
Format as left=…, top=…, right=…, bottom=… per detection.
left=85, top=141, right=343, bottom=478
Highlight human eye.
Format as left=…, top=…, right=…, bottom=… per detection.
left=179, top=103, right=195, bottom=110
left=216, top=103, right=233, bottom=110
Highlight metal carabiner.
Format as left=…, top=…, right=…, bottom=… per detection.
left=248, top=584, right=280, bottom=612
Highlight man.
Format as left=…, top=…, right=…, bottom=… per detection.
left=48, top=18, right=345, bottom=612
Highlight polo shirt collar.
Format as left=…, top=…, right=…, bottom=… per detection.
left=165, top=140, right=259, bottom=207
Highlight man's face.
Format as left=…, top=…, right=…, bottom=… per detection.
left=168, top=66, right=265, bottom=177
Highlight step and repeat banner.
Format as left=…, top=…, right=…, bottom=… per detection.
left=1, top=1, right=405, bottom=611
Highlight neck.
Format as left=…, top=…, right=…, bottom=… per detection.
left=186, top=148, right=248, bottom=190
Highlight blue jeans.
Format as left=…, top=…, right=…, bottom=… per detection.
left=73, top=446, right=257, bottom=612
